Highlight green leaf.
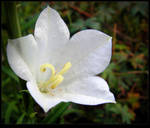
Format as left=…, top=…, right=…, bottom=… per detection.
left=2, top=65, right=19, bottom=83
left=105, top=103, right=133, bottom=124
left=85, top=18, right=100, bottom=29
left=42, top=102, right=70, bottom=124
left=19, top=90, right=29, bottom=94
left=16, top=113, right=26, bottom=124
left=121, top=105, right=133, bottom=124
left=101, top=63, right=118, bottom=88
left=5, top=101, right=17, bottom=124
left=61, top=108, right=84, bottom=117
left=113, top=52, right=128, bottom=64
left=70, top=19, right=85, bottom=33
left=2, top=77, right=11, bottom=87
left=115, top=44, right=128, bottom=51
left=21, top=14, right=38, bottom=32
left=30, top=112, right=37, bottom=118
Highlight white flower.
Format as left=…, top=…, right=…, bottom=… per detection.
left=6, top=6, right=116, bottom=113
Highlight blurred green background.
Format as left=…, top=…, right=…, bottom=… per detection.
left=1, top=1, right=149, bottom=124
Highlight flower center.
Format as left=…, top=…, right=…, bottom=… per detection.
left=38, top=62, right=72, bottom=93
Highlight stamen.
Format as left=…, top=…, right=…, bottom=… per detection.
left=51, top=75, right=64, bottom=89
left=40, top=64, right=56, bottom=86
left=39, top=62, right=72, bottom=92
left=58, top=62, right=72, bottom=75
left=40, top=64, right=55, bottom=75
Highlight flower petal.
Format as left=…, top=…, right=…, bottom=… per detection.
left=59, top=29, right=112, bottom=81
left=63, top=76, right=116, bottom=105
left=26, top=80, right=67, bottom=112
left=34, top=6, right=70, bottom=52
left=6, top=34, right=37, bottom=81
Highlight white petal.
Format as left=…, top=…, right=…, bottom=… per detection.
left=63, top=76, right=116, bottom=105
left=34, top=6, right=70, bottom=52
left=59, top=29, right=112, bottom=81
left=6, top=34, right=37, bottom=81
left=26, top=80, right=67, bottom=112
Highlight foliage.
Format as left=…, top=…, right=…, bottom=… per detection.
left=1, top=1, right=148, bottom=124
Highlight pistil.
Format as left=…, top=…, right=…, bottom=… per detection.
left=39, top=62, right=72, bottom=93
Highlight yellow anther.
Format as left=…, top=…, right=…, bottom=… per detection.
left=40, top=64, right=56, bottom=86
left=39, top=62, right=71, bottom=92
left=40, top=64, right=55, bottom=75
left=51, top=75, right=64, bottom=89
left=58, top=62, right=72, bottom=75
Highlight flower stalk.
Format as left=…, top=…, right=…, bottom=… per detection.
left=4, top=2, right=21, bottom=39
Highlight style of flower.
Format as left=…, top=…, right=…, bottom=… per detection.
left=6, top=6, right=116, bottom=112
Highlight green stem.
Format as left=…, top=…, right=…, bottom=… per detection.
left=3, top=1, right=28, bottom=112
left=4, top=1, right=21, bottom=39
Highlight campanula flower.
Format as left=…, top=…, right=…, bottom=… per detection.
left=7, top=6, right=116, bottom=112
